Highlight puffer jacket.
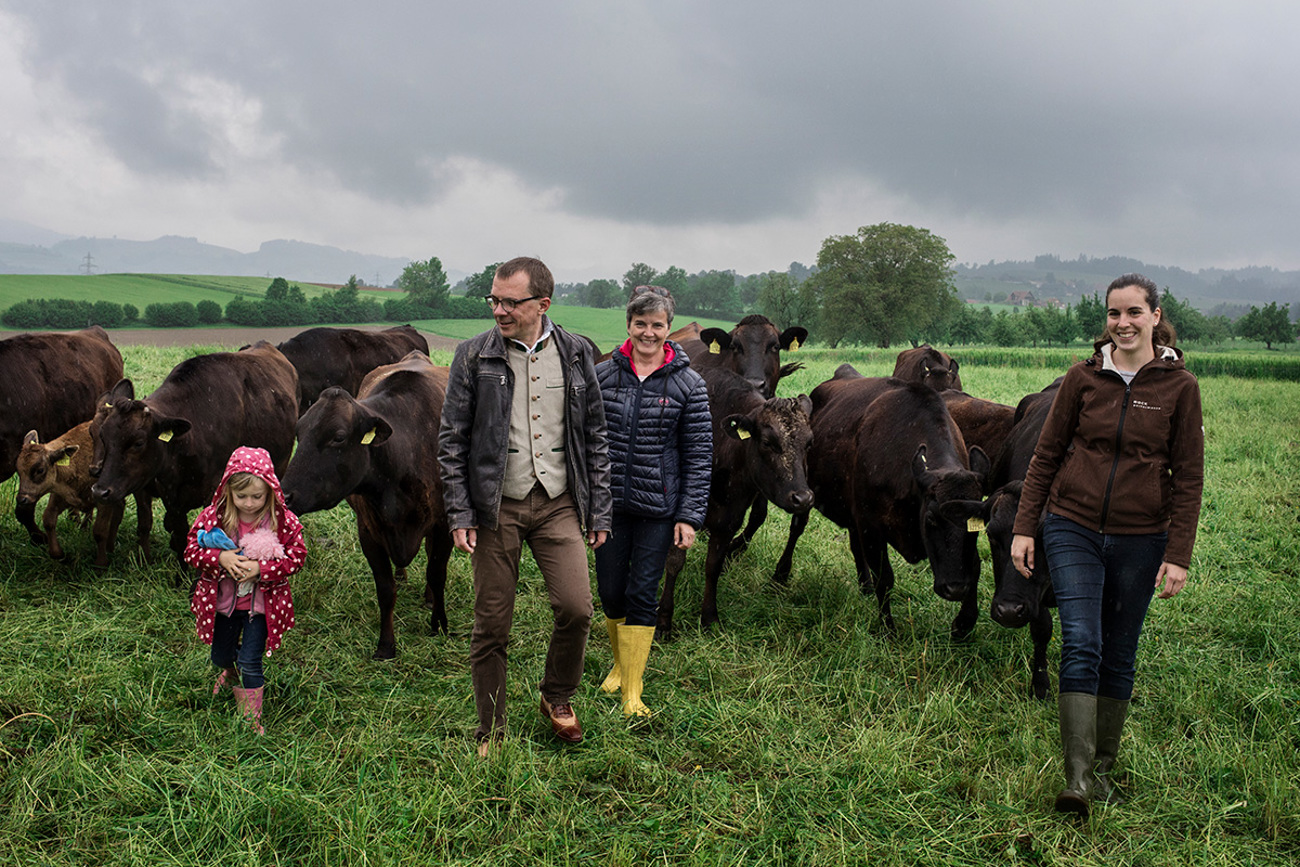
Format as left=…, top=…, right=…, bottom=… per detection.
left=438, top=318, right=612, bottom=533
left=1013, top=343, right=1204, bottom=567
left=186, top=446, right=304, bottom=654
left=597, top=340, right=712, bottom=527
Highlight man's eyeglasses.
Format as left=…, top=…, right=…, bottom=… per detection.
left=632, top=285, right=670, bottom=298
left=484, top=294, right=545, bottom=312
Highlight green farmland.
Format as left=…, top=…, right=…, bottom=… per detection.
left=1, top=340, right=1296, bottom=866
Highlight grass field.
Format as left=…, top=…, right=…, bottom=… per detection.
left=1, top=343, right=1298, bottom=865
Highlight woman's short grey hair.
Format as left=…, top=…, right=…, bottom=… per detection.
left=626, top=285, right=675, bottom=325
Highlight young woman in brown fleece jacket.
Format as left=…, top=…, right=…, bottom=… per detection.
left=1011, top=273, right=1205, bottom=818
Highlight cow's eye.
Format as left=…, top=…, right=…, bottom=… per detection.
left=330, top=432, right=347, bottom=446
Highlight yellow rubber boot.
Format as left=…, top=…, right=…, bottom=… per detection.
left=599, top=617, right=625, bottom=693
left=618, top=625, right=656, bottom=717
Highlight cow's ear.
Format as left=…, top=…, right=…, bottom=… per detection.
left=359, top=415, right=394, bottom=447
left=150, top=412, right=192, bottom=443
left=796, top=394, right=813, bottom=417
left=939, top=498, right=990, bottom=532
left=911, top=444, right=932, bottom=485
left=967, top=445, right=991, bottom=485
left=700, top=328, right=731, bottom=355
left=108, top=379, right=135, bottom=404
left=780, top=327, right=808, bottom=352
left=722, top=413, right=757, bottom=441
left=53, top=445, right=79, bottom=466
left=949, top=357, right=960, bottom=374
left=23, top=430, right=39, bottom=446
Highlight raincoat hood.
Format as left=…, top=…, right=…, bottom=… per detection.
left=211, top=446, right=289, bottom=522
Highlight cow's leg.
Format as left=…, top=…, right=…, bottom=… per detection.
left=15, top=500, right=41, bottom=546
left=423, top=529, right=453, bottom=636
left=656, top=546, right=687, bottom=642
left=163, top=506, right=191, bottom=585
left=857, top=532, right=895, bottom=631
left=41, top=499, right=65, bottom=560
left=772, top=509, right=809, bottom=586
left=359, top=529, right=399, bottom=660
left=950, top=533, right=981, bottom=640
left=701, top=512, right=747, bottom=632
left=1028, top=606, right=1053, bottom=700
left=92, top=501, right=125, bottom=568
left=726, top=498, right=768, bottom=562
left=134, top=494, right=154, bottom=560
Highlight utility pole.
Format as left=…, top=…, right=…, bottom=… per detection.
left=81, top=252, right=96, bottom=275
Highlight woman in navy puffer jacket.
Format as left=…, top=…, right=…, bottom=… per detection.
left=594, top=286, right=712, bottom=717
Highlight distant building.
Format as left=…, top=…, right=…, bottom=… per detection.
left=1007, top=290, right=1037, bottom=307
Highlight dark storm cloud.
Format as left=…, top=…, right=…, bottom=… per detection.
left=8, top=0, right=1299, bottom=264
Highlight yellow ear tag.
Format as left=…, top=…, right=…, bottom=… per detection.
left=157, top=430, right=173, bottom=442
left=709, top=340, right=721, bottom=354
left=361, top=428, right=377, bottom=445
left=103, top=402, right=112, bottom=408
left=967, top=517, right=986, bottom=533
left=56, top=455, right=72, bottom=467
left=736, top=428, right=751, bottom=440
left=790, top=338, right=801, bottom=351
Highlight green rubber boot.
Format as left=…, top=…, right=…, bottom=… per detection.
left=1093, top=696, right=1130, bottom=805
left=1054, top=692, right=1097, bottom=818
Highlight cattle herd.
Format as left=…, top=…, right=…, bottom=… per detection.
left=5, top=321, right=1061, bottom=697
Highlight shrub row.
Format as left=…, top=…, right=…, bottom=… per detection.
left=2, top=298, right=140, bottom=329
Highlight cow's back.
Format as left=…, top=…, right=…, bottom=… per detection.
left=279, top=325, right=430, bottom=411
left=0, top=327, right=123, bottom=479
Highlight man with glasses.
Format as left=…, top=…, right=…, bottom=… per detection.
left=439, top=256, right=612, bottom=756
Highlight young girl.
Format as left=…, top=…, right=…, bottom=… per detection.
left=185, top=446, right=305, bottom=735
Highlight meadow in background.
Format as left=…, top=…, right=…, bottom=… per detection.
left=1, top=340, right=1297, bottom=866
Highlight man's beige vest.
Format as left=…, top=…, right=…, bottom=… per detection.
left=502, top=338, right=569, bottom=500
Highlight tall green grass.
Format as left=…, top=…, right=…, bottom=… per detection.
left=0, top=345, right=1297, bottom=865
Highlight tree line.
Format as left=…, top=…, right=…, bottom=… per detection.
left=5, top=236, right=1297, bottom=348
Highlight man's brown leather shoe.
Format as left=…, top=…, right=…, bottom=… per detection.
left=539, top=696, right=583, bottom=743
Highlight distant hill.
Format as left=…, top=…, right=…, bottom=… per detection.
left=957, top=254, right=1300, bottom=312
left=0, top=229, right=416, bottom=286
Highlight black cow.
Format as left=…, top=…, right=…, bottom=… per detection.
left=684, top=314, right=808, bottom=399
left=657, top=367, right=814, bottom=639
left=276, top=325, right=430, bottom=413
left=90, top=341, right=298, bottom=563
left=1, top=327, right=123, bottom=542
left=774, top=365, right=989, bottom=638
left=893, top=344, right=962, bottom=392
left=281, top=351, right=453, bottom=660
left=946, top=378, right=1062, bottom=697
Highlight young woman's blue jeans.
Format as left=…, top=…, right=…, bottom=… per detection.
left=594, top=513, right=675, bottom=627
left=1042, top=513, right=1166, bottom=700
left=211, top=610, right=268, bottom=689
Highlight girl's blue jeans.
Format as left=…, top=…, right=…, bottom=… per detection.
left=211, top=610, right=268, bottom=689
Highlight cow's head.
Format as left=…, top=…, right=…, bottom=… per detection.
left=895, top=345, right=962, bottom=393
left=723, top=393, right=814, bottom=514
left=701, top=315, right=808, bottom=398
left=15, top=430, right=80, bottom=506
left=89, top=379, right=192, bottom=503
left=914, top=443, right=989, bottom=602
left=281, top=387, right=393, bottom=515
left=942, top=480, right=1051, bottom=629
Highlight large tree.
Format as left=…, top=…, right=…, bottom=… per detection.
left=807, top=222, right=958, bottom=348
left=397, top=256, right=450, bottom=310
left=622, top=262, right=659, bottom=297
left=462, top=262, right=501, bottom=299
left=1236, top=301, right=1295, bottom=350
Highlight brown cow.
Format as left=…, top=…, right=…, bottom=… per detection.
left=941, top=391, right=1015, bottom=493
left=774, top=365, right=989, bottom=638
left=15, top=425, right=140, bottom=567
left=276, top=325, right=430, bottom=413
left=1, top=327, right=123, bottom=543
left=657, top=367, right=814, bottom=639
left=90, top=341, right=298, bottom=563
left=893, top=344, right=962, bottom=392
left=280, top=351, right=453, bottom=660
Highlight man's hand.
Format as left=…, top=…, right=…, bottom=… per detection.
left=453, top=527, right=477, bottom=554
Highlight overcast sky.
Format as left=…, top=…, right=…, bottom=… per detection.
left=2, top=1, right=1298, bottom=282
